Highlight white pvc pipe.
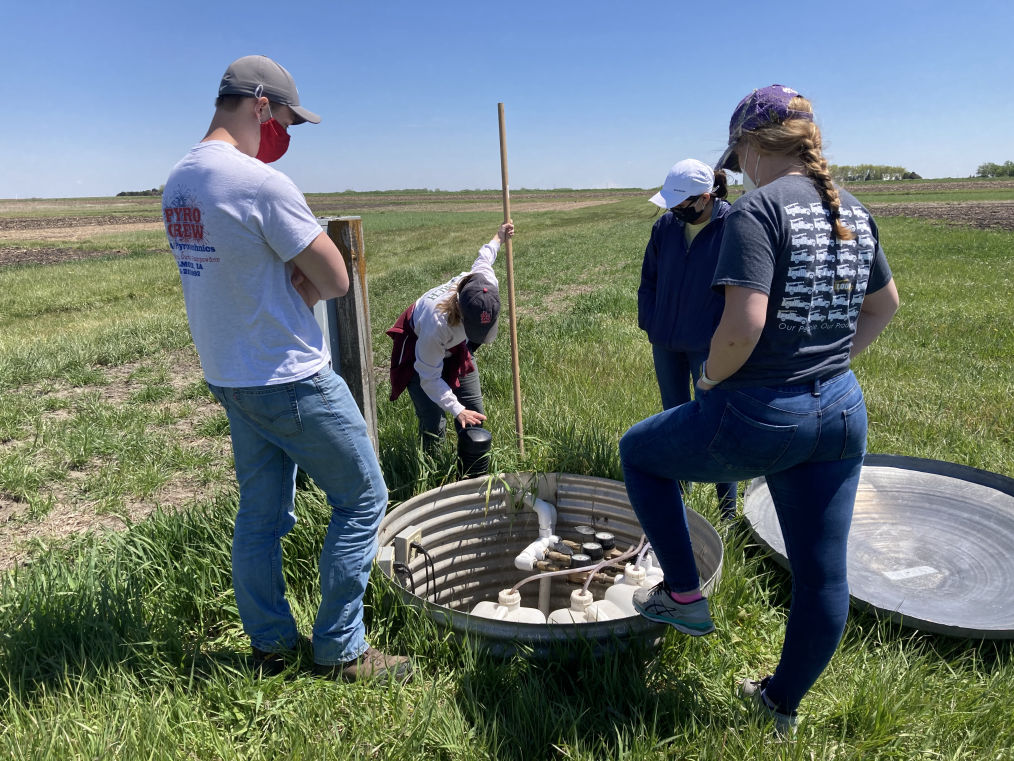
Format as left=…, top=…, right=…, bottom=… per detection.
left=514, top=535, right=558, bottom=572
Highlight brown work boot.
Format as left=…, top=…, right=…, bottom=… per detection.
left=314, top=647, right=412, bottom=683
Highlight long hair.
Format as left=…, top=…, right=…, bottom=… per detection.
left=712, top=169, right=729, bottom=200
left=739, top=96, right=855, bottom=240
left=435, top=274, right=474, bottom=326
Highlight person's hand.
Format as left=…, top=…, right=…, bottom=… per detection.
left=497, top=221, right=515, bottom=243
left=291, top=265, right=322, bottom=308
left=456, top=409, right=487, bottom=427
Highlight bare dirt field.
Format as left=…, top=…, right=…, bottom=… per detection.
left=0, top=190, right=642, bottom=268
left=865, top=200, right=1014, bottom=231
left=844, top=180, right=1014, bottom=194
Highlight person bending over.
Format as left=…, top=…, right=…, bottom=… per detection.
left=388, top=222, right=514, bottom=477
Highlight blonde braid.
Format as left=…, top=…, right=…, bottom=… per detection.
left=797, top=122, right=855, bottom=241
left=744, top=95, right=856, bottom=241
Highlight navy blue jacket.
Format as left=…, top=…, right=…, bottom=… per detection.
left=638, top=199, right=731, bottom=353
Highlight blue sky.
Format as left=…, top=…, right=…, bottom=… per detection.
left=2, top=0, right=1011, bottom=198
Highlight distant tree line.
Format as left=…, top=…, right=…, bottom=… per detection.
left=829, top=164, right=922, bottom=182
left=117, top=188, right=163, bottom=197
left=976, top=161, right=1014, bottom=178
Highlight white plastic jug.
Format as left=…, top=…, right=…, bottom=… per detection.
left=639, top=553, right=665, bottom=586
left=548, top=589, right=624, bottom=624
left=470, top=589, right=547, bottom=624
left=604, top=564, right=649, bottom=616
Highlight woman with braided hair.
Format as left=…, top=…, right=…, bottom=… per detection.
left=620, top=85, right=899, bottom=735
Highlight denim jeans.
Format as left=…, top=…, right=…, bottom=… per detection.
left=651, top=344, right=738, bottom=517
left=406, top=366, right=485, bottom=456
left=620, top=370, right=867, bottom=713
left=208, top=368, right=388, bottom=666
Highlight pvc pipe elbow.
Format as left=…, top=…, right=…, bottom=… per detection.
left=531, top=497, right=557, bottom=539
left=514, top=535, right=557, bottom=571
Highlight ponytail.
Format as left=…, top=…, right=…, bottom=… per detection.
left=712, top=169, right=729, bottom=200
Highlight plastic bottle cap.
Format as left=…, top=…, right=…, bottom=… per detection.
left=498, top=589, right=521, bottom=609
left=624, top=564, right=646, bottom=583
left=570, top=589, right=593, bottom=610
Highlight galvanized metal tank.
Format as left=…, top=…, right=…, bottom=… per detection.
left=745, top=454, right=1014, bottom=639
left=377, top=472, right=724, bottom=658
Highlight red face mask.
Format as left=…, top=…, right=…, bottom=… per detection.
left=256, top=117, right=290, bottom=163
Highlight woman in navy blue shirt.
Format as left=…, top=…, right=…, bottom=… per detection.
left=638, top=159, right=737, bottom=518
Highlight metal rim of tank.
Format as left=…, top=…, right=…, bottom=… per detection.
left=377, top=472, right=724, bottom=658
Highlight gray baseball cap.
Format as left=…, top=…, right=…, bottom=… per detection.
left=218, top=55, right=321, bottom=125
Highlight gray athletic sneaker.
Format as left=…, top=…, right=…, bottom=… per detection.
left=631, top=581, right=715, bottom=636
left=739, top=676, right=798, bottom=737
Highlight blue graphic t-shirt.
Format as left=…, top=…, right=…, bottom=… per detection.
left=713, top=174, right=892, bottom=388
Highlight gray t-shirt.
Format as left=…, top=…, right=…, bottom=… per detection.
left=163, top=141, right=328, bottom=387
left=713, top=174, right=892, bottom=388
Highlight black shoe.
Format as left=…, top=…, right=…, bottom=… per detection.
left=251, top=635, right=310, bottom=676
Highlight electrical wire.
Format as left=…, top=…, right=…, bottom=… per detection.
left=392, top=562, right=415, bottom=593
left=411, top=541, right=436, bottom=599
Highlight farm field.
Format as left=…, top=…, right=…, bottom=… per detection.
left=1, top=183, right=1012, bottom=759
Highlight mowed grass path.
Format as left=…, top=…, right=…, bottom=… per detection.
left=0, top=192, right=1012, bottom=760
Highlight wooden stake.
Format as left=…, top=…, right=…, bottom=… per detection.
left=498, top=102, right=525, bottom=457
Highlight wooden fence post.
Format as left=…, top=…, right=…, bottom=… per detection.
left=324, top=216, right=378, bottom=454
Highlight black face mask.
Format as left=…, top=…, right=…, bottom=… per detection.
left=670, top=197, right=704, bottom=224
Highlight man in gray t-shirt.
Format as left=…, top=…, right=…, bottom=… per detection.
left=164, top=55, right=409, bottom=682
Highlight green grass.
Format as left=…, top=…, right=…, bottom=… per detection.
left=1, top=190, right=1012, bottom=759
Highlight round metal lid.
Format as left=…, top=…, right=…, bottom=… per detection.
left=744, top=455, right=1014, bottom=639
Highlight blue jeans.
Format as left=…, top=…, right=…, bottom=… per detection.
left=651, top=344, right=737, bottom=517
left=208, top=368, right=388, bottom=666
left=619, top=370, right=867, bottom=713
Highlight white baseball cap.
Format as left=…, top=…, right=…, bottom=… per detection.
left=649, top=159, right=715, bottom=209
